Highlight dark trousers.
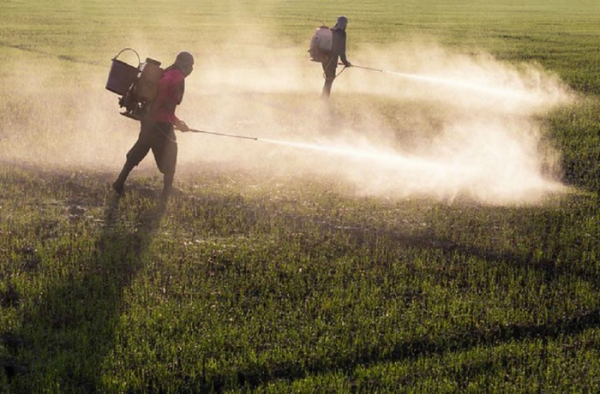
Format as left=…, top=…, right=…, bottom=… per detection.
left=125, top=120, right=178, bottom=188
left=321, top=59, right=337, bottom=98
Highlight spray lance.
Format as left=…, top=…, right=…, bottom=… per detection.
left=187, top=128, right=258, bottom=141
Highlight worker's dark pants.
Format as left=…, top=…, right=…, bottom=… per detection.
left=321, top=60, right=337, bottom=98
left=117, top=119, right=177, bottom=191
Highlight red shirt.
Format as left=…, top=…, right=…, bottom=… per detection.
left=149, top=68, right=185, bottom=124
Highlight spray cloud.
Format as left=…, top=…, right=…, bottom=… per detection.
left=0, top=23, right=575, bottom=205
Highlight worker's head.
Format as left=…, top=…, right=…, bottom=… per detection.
left=333, top=15, right=348, bottom=30
left=175, top=51, right=194, bottom=76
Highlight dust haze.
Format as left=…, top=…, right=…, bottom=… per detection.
left=0, top=23, right=576, bottom=205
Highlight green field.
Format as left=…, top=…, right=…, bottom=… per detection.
left=2, top=0, right=600, bottom=392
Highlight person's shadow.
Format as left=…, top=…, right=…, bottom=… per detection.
left=3, top=195, right=165, bottom=391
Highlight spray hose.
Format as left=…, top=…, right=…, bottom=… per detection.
left=335, top=66, right=348, bottom=78
left=321, top=58, right=348, bottom=81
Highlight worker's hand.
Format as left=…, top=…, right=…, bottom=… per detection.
left=345, top=62, right=352, bottom=67
left=175, top=119, right=190, bottom=132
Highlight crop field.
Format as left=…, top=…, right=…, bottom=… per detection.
left=1, top=0, right=600, bottom=392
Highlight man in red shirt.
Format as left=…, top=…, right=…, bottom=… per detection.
left=113, top=51, right=194, bottom=201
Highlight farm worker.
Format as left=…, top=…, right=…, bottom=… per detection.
left=113, top=51, right=194, bottom=201
left=321, top=15, right=352, bottom=99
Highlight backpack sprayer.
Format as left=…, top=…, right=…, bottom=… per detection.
left=105, top=48, right=262, bottom=140
left=308, top=24, right=332, bottom=62
left=105, top=48, right=164, bottom=120
left=308, top=24, right=349, bottom=79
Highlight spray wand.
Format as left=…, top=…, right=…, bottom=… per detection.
left=187, top=128, right=258, bottom=141
left=347, top=64, right=387, bottom=73
left=348, top=64, right=428, bottom=78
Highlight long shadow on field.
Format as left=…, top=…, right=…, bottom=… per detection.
left=5, top=196, right=165, bottom=391
left=207, top=215, right=600, bottom=390
left=230, top=308, right=600, bottom=390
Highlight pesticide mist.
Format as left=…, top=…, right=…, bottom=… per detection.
left=181, top=38, right=575, bottom=205
left=0, top=30, right=575, bottom=205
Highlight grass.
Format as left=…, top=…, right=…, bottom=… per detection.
left=2, top=0, right=600, bottom=392
left=2, top=166, right=600, bottom=392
